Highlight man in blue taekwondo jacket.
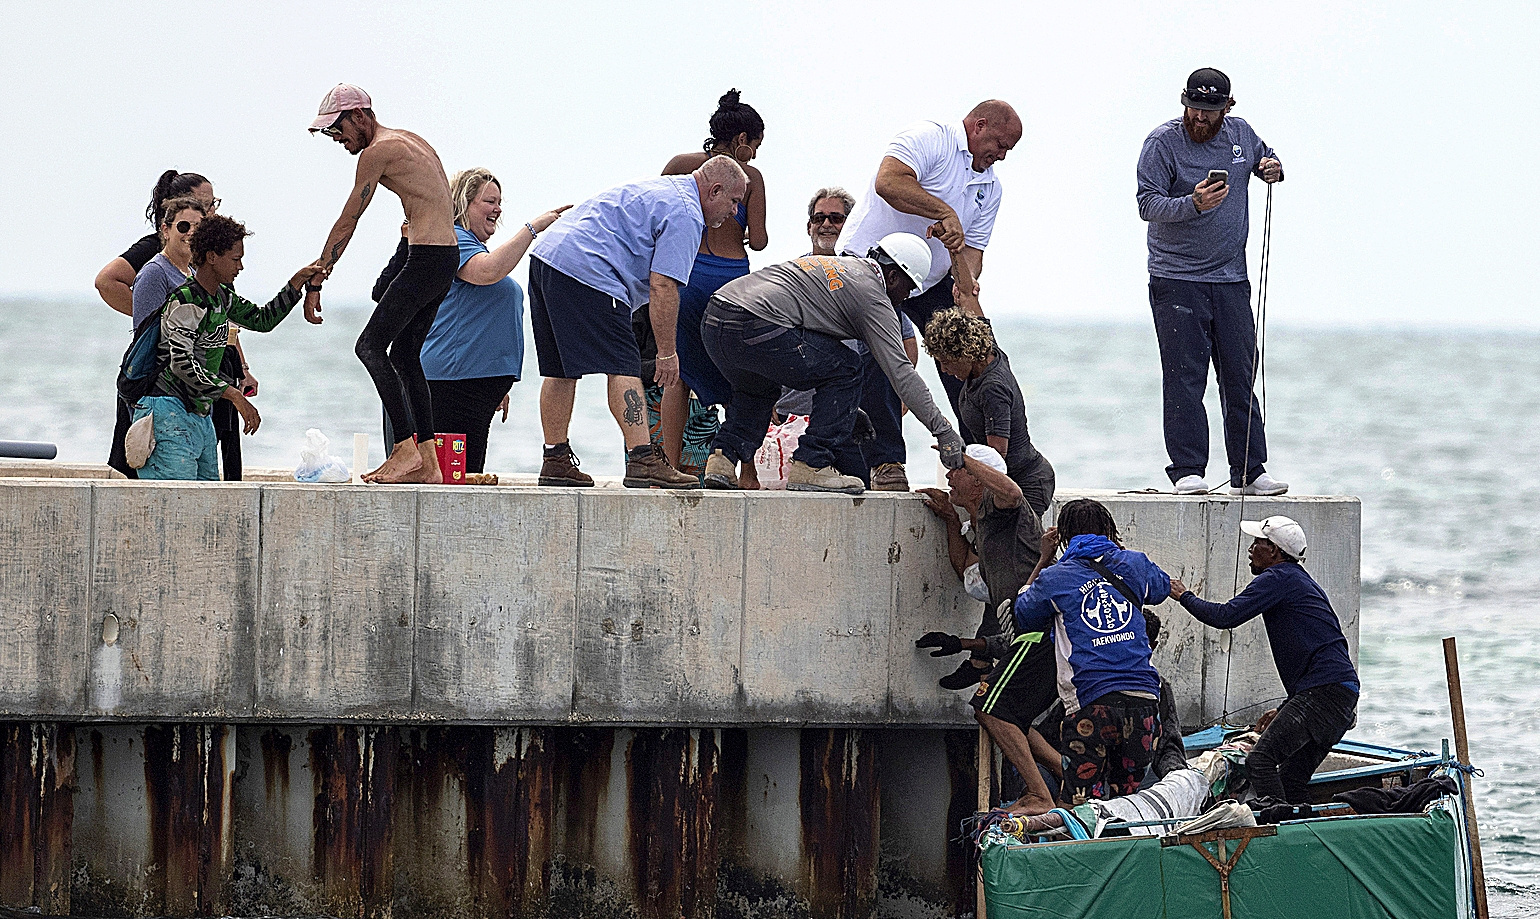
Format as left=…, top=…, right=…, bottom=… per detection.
left=1013, top=499, right=1171, bottom=805
left=1138, top=67, right=1287, bottom=498
left=1170, top=515, right=1360, bottom=805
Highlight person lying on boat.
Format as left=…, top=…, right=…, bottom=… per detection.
left=1170, top=515, right=1360, bottom=805
left=988, top=766, right=1214, bottom=841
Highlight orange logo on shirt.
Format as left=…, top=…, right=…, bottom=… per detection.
left=793, top=256, right=845, bottom=292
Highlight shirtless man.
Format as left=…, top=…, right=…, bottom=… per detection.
left=306, top=83, right=457, bottom=484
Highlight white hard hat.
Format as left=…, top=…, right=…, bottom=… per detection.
left=873, top=232, right=931, bottom=291
left=1240, top=515, right=1307, bottom=560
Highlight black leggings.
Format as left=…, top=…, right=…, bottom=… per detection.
left=355, top=244, right=457, bottom=444
left=428, top=375, right=516, bottom=474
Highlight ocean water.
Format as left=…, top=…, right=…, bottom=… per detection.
left=1, top=297, right=1536, bottom=916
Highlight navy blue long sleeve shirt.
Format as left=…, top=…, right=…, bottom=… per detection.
left=1178, top=562, right=1359, bottom=697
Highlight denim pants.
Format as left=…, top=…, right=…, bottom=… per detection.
left=702, top=299, right=863, bottom=470
left=1249, top=682, right=1358, bottom=804
left=1148, top=276, right=1267, bottom=487
left=133, top=395, right=219, bottom=481
left=858, top=349, right=906, bottom=469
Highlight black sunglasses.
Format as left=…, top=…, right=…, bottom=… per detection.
left=320, top=112, right=348, bottom=138
left=1185, top=90, right=1228, bottom=106
left=171, top=219, right=198, bottom=234
left=810, top=212, right=847, bottom=225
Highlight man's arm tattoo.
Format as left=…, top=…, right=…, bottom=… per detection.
left=623, top=389, right=644, bottom=426
left=352, top=182, right=373, bottom=220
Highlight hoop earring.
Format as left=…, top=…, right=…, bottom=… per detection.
left=734, top=144, right=753, bottom=162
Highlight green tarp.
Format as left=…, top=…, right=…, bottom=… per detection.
left=984, top=809, right=1459, bottom=919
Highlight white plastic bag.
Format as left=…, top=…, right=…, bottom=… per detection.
left=295, top=428, right=352, bottom=483
left=753, top=414, right=808, bottom=490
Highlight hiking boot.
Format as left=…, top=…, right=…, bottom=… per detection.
left=539, top=443, right=594, bottom=487
left=703, top=449, right=740, bottom=490
left=786, top=460, right=864, bottom=495
left=624, top=443, right=701, bottom=489
left=870, top=462, right=910, bottom=492
left=1229, top=472, right=1289, bottom=496
left=1173, top=474, right=1210, bottom=495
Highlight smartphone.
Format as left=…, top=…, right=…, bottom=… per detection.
left=243, top=385, right=257, bottom=397
left=1206, top=169, right=1229, bottom=187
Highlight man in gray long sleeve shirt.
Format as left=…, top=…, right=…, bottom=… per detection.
left=701, top=233, right=966, bottom=493
left=1138, top=68, right=1287, bottom=497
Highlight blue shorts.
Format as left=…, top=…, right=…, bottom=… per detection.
left=133, top=395, right=219, bottom=481
left=676, top=252, right=748, bottom=406
left=528, top=257, right=641, bottom=379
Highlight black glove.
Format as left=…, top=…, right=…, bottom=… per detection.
left=852, top=408, right=876, bottom=444
left=915, top=631, right=964, bottom=657
left=937, top=424, right=965, bottom=470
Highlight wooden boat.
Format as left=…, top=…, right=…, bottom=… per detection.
left=981, top=732, right=1481, bottom=918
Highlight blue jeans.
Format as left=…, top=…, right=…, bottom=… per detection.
left=1149, top=276, right=1267, bottom=487
left=702, top=299, right=863, bottom=471
left=133, top=395, right=219, bottom=481
left=858, top=349, right=906, bottom=468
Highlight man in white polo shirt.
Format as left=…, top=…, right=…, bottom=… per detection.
left=837, top=100, right=1022, bottom=487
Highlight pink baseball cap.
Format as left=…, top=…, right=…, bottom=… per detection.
left=309, top=83, right=372, bottom=132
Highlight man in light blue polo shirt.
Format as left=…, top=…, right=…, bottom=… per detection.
left=529, top=156, right=748, bottom=489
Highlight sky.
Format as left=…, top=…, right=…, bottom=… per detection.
left=2, top=1, right=1535, bottom=328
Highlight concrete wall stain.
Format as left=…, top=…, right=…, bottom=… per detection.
left=308, top=725, right=398, bottom=919
left=0, top=723, right=74, bottom=913
left=798, top=728, right=878, bottom=919
left=625, top=728, right=719, bottom=919
left=143, top=724, right=230, bottom=917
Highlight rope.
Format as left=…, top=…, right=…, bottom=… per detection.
left=1220, top=181, right=1274, bottom=720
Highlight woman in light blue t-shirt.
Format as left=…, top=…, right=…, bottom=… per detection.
left=416, top=168, right=568, bottom=473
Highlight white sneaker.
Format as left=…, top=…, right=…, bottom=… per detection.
left=1173, top=475, right=1210, bottom=495
left=1230, top=472, right=1289, bottom=496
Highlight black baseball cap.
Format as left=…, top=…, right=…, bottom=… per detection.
left=1182, top=68, right=1232, bottom=111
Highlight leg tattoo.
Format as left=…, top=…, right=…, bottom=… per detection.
left=623, top=388, right=644, bottom=426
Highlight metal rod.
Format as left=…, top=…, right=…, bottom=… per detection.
left=977, top=726, right=991, bottom=919
left=0, top=440, right=57, bottom=460
left=1443, top=636, right=1489, bottom=919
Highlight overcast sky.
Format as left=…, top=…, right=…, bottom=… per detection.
left=2, top=1, right=1534, bottom=327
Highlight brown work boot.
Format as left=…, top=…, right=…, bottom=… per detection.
left=703, top=449, right=739, bottom=490
left=539, top=443, right=594, bottom=487
left=624, top=443, right=701, bottom=489
left=786, top=460, right=864, bottom=495
left=870, top=462, right=910, bottom=492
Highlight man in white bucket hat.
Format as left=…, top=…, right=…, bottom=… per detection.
left=1169, top=515, right=1359, bottom=804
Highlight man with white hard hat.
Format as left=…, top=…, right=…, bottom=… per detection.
left=700, top=233, right=965, bottom=493
left=1169, top=515, right=1360, bottom=804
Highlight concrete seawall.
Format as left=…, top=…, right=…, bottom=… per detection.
left=0, top=479, right=1359, bottom=918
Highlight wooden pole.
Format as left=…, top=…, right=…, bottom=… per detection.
left=977, top=726, right=991, bottom=919
left=1442, top=636, right=1490, bottom=919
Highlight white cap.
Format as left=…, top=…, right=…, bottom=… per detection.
left=873, top=232, right=931, bottom=290
left=1240, top=515, right=1307, bottom=560
left=964, top=444, right=1007, bottom=473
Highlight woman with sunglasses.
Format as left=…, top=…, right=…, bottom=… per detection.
left=130, top=197, right=253, bottom=480
left=652, top=89, right=768, bottom=484
left=102, top=170, right=218, bottom=476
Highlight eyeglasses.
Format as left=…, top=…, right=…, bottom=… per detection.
left=320, top=113, right=347, bottom=138
left=810, top=212, right=847, bottom=225
left=1184, top=89, right=1228, bottom=107
left=207, top=197, right=221, bottom=211
left=174, top=220, right=198, bottom=234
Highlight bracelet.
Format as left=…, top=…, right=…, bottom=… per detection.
left=525, top=222, right=538, bottom=238
left=306, top=281, right=323, bottom=292
left=656, top=352, right=678, bottom=361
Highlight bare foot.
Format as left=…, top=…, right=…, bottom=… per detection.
left=1004, top=795, right=1056, bottom=817
left=363, top=439, right=424, bottom=483
left=738, top=462, right=760, bottom=490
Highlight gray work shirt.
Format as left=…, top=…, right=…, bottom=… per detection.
left=1136, top=116, right=1278, bottom=282
left=715, top=256, right=954, bottom=440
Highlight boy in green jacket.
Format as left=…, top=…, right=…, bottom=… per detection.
left=132, top=214, right=322, bottom=479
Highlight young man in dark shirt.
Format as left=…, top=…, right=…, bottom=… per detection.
left=1170, top=515, right=1359, bottom=803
